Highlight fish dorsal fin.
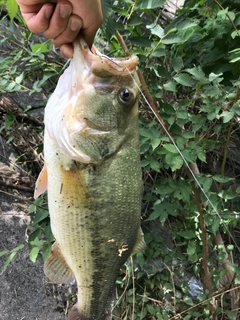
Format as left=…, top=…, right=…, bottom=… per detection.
left=44, top=242, right=75, bottom=284
left=131, top=227, right=147, bottom=256
left=34, top=164, right=48, bottom=199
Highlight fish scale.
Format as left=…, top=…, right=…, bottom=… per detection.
left=35, top=36, right=146, bottom=319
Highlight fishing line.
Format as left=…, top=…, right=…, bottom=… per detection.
left=99, top=53, right=240, bottom=252
left=126, top=68, right=240, bottom=253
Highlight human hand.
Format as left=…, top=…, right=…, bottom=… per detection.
left=16, top=0, right=103, bottom=58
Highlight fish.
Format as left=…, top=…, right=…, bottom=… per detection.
left=34, top=36, right=146, bottom=320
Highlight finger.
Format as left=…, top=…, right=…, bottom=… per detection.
left=81, top=16, right=103, bottom=48
left=51, top=15, right=82, bottom=47
left=22, top=3, right=55, bottom=34
left=43, top=1, right=74, bottom=39
left=59, top=43, right=74, bottom=58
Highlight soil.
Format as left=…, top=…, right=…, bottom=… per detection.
left=0, top=212, right=65, bottom=320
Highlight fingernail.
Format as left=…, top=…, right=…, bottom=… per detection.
left=70, top=17, right=81, bottom=31
left=45, top=6, right=53, bottom=19
left=60, top=4, right=71, bottom=19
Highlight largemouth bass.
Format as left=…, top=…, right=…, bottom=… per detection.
left=35, top=36, right=145, bottom=320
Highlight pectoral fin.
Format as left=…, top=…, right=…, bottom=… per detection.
left=44, top=242, right=75, bottom=284
left=34, top=164, right=48, bottom=199
left=131, top=228, right=146, bottom=256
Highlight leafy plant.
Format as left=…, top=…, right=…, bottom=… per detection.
left=1, top=0, right=240, bottom=319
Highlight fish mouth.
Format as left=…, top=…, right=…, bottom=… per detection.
left=73, top=36, right=139, bottom=80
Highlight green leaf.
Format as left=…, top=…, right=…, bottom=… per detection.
left=1, top=252, right=17, bottom=275
left=42, top=243, right=52, bottom=262
left=235, top=275, right=240, bottom=285
left=176, top=20, right=198, bottom=30
left=6, top=82, right=16, bottom=91
left=211, top=217, right=220, bottom=234
left=209, top=72, right=223, bottom=83
left=225, top=310, right=238, bottom=320
left=147, top=210, right=161, bottom=221
left=0, top=249, right=9, bottom=257
left=187, top=241, right=197, bottom=256
left=213, top=175, right=234, bottom=183
left=163, top=80, right=177, bottom=92
left=6, top=0, right=19, bottom=21
left=101, top=0, right=112, bottom=27
left=32, top=209, right=49, bottom=225
left=196, top=148, right=206, bottom=162
left=29, top=236, right=43, bottom=247
left=174, top=73, right=195, bottom=87
left=185, top=67, right=206, bottom=81
left=221, top=110, right=235, bottom=123
left=12, top=244, right=25, bottom=252
left=138, top=0, right=165, bottom=9
left=15, top=72, right=24, bottom=84
left=31, top=41, right=52, bottom=53
left=179, top=230, right=196, bottom=239
left=162, top=36, right=183, bottom=45
left=183, top=295, right=194, bottom=306
left=182, top=131, right=195, bottom=139
left=136, top=252, right=145, bottom=269
left=141, top=158, right=150, bottom=167
left=199, top=176, right=212, bottom=192
left=128, top=15, right=143, bottom=27
left=146, top=24, right=164, bottom=38
left=165, top=153, right=183, bottom=171
left=230, top=265, right=240, bottom=274
left=131, top=37, right=152, bottom=47
left=147, top=202, right=178, bottom=222
left=28, top=204, right=36, bottom=214
left=163, top=144, right=178, bottom=153
left=151, top=137, right=161, bottom=150
left=218, top=188, right=237, bottom=200
left=172, top=56, right=183, bottom=72
left=104, top=17, right=117, bottom=40
left=29, top=247, right=40, bottom=263
left=177, top=110, right=188, bottom=119
left=43, top=224, right=54, bottom=242
left=150, top=160, right=160, bottom=172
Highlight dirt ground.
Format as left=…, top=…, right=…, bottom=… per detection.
left=0, top=213, right=65, bottom=320
left=0, top=153, right=69, bottom=320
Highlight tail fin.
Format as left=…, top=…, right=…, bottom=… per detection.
left=67, top=305, right=112, bottom=320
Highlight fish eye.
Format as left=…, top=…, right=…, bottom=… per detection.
left=118, top=88, right=134, bottom=105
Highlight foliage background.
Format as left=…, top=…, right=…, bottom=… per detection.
left=1, top=0, right=240, bottom=319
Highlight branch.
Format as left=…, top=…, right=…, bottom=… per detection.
left=185, top=164, right=215, bottom=318
left=213, top=0, right=240, bottom=38
left=0, top=96, right=43, bottom=127
left=0, top=180, right=33, bottom=193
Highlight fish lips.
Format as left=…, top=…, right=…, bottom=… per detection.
left=70, top=37, right=139, bottom=93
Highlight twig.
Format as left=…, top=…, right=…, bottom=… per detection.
left=213, top=0, right=240, bottom=38
left=0, top=180, right=33, bottom=193
left=220, top=117, right=234, bottom=187
left=0, top=96, right=43, bottom=127
left=170, top=285, right=240, bottom=319
left=214, top=231, right=239, bottom=317
left=0, top=189, right=32, bottom=203
left=185, top=164, right=216, bottom=317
